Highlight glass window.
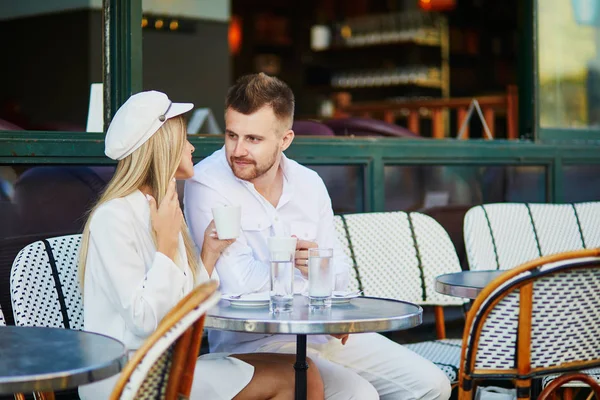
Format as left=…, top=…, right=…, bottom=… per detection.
left=384, top=165, right=546, bottom=211
left=537, top=0, right=600, bottom=129
left=562, top=164, right=600, bottom=202
left=0, top=7, right=103, bottom=133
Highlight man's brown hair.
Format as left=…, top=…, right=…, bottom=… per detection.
left=225, top=73, right=295, bottom=127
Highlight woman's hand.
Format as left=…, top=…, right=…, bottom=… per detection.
left=147, top=180, right=182, bottom=262
left=331, top=334, right=349, bottom=345
left=201, top=220, right=235, bottom=274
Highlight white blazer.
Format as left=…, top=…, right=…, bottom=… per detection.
left=79, top=190, right=252, bottom=400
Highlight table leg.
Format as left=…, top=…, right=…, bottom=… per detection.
left=294, top=334, right=308, bottom=400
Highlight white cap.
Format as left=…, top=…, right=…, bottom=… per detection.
left=104, top=90, right=194, bottom=160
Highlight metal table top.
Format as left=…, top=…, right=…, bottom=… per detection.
left=0, top=326, right=127, bottom=394
left=206, top=295, right=423, bottom=335
left=435, top=270, right=505, bottom=299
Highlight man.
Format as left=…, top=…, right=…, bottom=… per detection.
left=185, top=73, right=451, bottom=400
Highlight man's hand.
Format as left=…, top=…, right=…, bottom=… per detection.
left=294, top=238, right=318, bottom=278
left=331, top=334, right=349, bottom=345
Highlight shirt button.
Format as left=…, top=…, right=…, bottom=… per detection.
left=225, top=251, right=230, bottom=256
left=304, top=233, right=309, bottom=238
left=274, top=216, right=279, bottom=222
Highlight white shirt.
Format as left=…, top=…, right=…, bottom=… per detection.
left=184, top=147, right=350, bottom=353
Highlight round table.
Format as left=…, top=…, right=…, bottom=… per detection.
left=435, top=270, right=505, bottom=299
left=0, top=326, right=127, bottom=395
left=206, top=294, right=422, bottom=400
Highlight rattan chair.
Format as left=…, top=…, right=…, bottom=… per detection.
left=458, top=249, right=600, bottom=399
left=463, top=203, right=600, bottom=390
left=110, top=280, right=219, bottom=400
left=335, top=211, right=467, bottom=383
left=538, top=374, right=600, bottom=400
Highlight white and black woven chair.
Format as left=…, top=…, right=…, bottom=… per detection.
left=464, top=202, right=600, bottom=272
left=10, top=234, right=83, bottom=330
left=333, top=215, right=361, bottom=293
left=458, top=249, right=600, bottom=399
left=110, top=281, right=219, bottom=400
left=0, top=305, right=5, bottom=326
left=337, top=211, right=468, bottom=383
left=464, top=203, right=600, bottom=389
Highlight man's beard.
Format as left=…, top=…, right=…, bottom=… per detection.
left=230, top=150, right=278, bottom=181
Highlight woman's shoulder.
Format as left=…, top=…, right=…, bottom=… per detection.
left=89, top=195, right=137, bottom=231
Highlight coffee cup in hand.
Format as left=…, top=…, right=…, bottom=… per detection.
left=211, top=205, right=241, bottom=240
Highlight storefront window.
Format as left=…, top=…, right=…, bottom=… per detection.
left=538, top=0, right=600, bottom=129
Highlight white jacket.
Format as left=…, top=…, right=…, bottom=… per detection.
left=79, top=190, right=252, bottom=400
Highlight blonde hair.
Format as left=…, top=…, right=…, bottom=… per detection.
left=78, top=116, right=198, bottom=290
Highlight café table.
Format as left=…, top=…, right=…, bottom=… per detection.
left=0, top=326, right=127, bottom=396
left=435, top=270, right=505, bottom=299
left=206, top=294, right=422, bottom=400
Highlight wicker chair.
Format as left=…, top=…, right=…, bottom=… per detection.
left=464, top=202, right=600, bottom=272
left=463, top=203, right=600, bottom=389
left=334, top=211, right=467, bottom=383
left=110, top=281, right=219, bottom=400
left=10, top=234, right=83, bottom=329
left=458, top=249, right=600, bottom=399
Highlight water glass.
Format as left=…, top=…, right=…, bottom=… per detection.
left=268, top=237, right=297, bottom=313
left=308, top=248, right=334, bottom=309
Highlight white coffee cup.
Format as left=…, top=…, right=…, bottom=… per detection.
left=211, top=205, right=241, bottom=240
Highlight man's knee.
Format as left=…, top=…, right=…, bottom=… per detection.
left=425, top=369, right=452, bottom=400
left=334, top=377, right=379, bottom=400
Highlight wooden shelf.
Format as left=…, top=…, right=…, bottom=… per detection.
left=314, top=31, right=442, bottom=52
left=310, top=79, right=444, bottom=91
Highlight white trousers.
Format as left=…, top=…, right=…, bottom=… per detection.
left=258, top=333, right=451, bottom=400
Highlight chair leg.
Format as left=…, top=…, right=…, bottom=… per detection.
left=458, top=387, right=473, bottom=400
left=14, top=394, right=26, bottom=400
left=585, top=390, right=595, bottom=400
left=515, top=379, right=531, bottom=399
left=33, top=392, right=55, bottom=400
left=434, top=306, right=446, bottom=339
left=563, top=388, right=574, bottom=400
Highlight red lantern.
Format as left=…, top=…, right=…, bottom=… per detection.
left=418, top=0, right=456, bottom=12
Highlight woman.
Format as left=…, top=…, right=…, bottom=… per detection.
left=78, top=91, right=324, bottom=400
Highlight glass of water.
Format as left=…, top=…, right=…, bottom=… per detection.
left=308, top=248, right=334, bottom=309
left=268, top=237, right=297, bottom=313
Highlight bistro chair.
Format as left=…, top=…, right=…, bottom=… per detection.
left=336, top=211, right=467, bottom=383
left=0, top=306, right=5, bottom=326
left=464, top=202, right=600, bottom=272
left=110, top=281, right=219, bottom=400
left=333, top=215, right=361, bottom=293
left=538, top=374, right=600, bottom=400
left=0, top=232, right=77, bottom=326
left=463, top=203, right=600, bottom=389
left=10, top=234, right=83, bottom=329
left=458, top=249, right=600, bottom=399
